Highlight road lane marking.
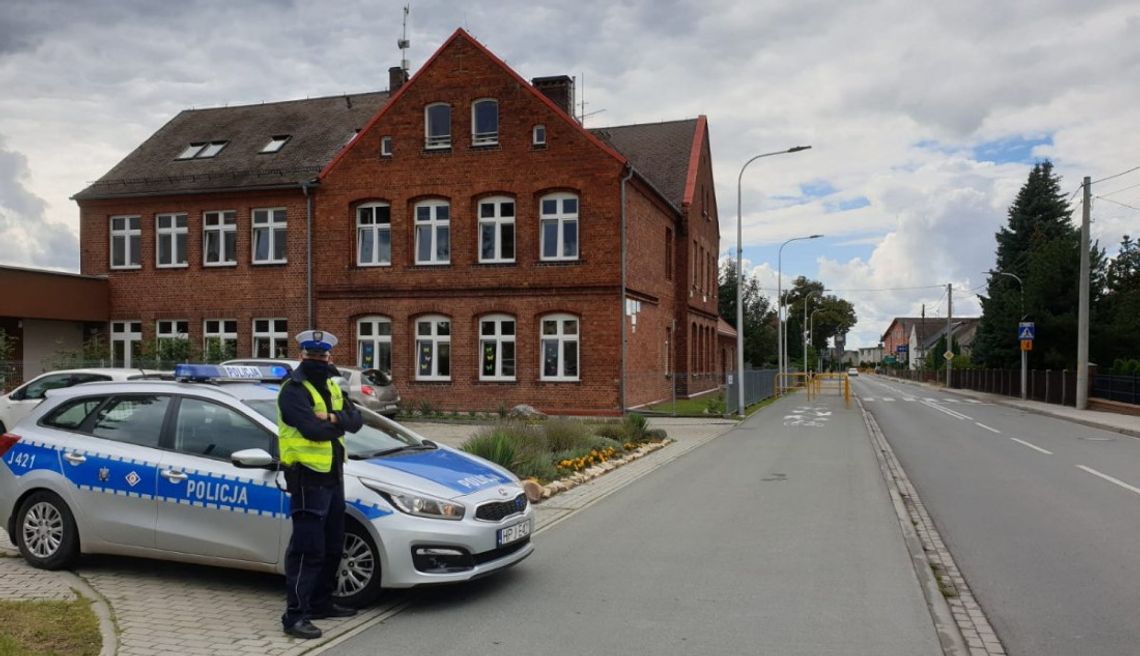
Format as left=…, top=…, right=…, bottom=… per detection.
left=1077, top=465, right=1140, bottom=496
left=975, top=422, right=1001, bottom=434
left=903, top=397, right=916, bottom=402
left=863, top=397, right=875, bottom=401
left=883, top=397, right=894, bottom=402
left=922, top=400, right=973, bottom=420
left=944, top=398, right=960, bottom=403
left=1010, top=438, right=1051, bottom=454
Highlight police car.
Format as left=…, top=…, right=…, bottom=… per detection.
left=0, top=364, right=533, bottom=607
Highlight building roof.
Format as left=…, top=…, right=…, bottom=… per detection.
left=591, top=118, right=699, bottom=212
left=74, top=92, right=389, bottom=200
left=717, top=318, right=738, bottom=338
left=882, top=317, right=945, bottom=344
left=919, top=318, right=981, bottom=350
left=1, top=265, right=108, bottom=321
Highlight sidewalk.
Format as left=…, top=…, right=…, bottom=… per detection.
left=876, top=375, right=1140, bottom=438
left=0, top=416, right=736, bottom=656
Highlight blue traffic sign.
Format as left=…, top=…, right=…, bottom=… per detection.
left=1018, top=322, right=1035, bottom=340
left=896, top=344, right=908, bottom=353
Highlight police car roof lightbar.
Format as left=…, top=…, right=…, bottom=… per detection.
left=174, top=363, right=289, bottom=383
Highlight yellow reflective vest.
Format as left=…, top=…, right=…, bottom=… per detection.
left=277, top=378, right=345, bottom=473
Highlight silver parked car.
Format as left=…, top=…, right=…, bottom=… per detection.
left=0, top=364, right=533, bottom=607
left=0, top=368, right=166, bottom=433
left=221, top=359, right=400, bottom=417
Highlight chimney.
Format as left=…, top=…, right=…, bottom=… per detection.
left=532, top=75, right=576, bottom=121
left=389, top=66, right=409, bottom=93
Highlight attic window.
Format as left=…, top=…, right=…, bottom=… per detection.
left=178, top=141, right=228, bottom=160
left=261, top=135, right=291, bottom=154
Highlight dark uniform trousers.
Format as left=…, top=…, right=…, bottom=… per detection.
left=282, top=470, right=345, bottom=629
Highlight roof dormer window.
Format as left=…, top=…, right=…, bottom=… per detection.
left=260, top=135, right=291, bottom=154
left=177, top=141, right=228, bottom=160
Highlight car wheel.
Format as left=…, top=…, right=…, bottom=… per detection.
left=334, top=521, right=382, bottom=608
left=15, top=491, right=79, bottom=570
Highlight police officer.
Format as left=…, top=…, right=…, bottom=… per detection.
left=278, top=330, right=364, bottom=639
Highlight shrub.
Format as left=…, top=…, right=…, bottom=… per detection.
left=624, top=412, right=649, bottom=442
left=704, top=395, right=726, bottom=415
left=590, top=420, right=628, bottom=442
left=417, top=399, right=434, bottom=417
left=460, top=431, right=518, bottom=469
left=644, top=428, right=668, bottom=441
left=542, top=417, right=594, bottom=452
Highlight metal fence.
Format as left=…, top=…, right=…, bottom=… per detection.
left=1093, top=373, right=1140, bottom=405
left=725, top=368, right=777, bottom=415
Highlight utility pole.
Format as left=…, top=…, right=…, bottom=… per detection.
left=920, top=304, right=925, bottom=371
left=1077, top=176, right=1091, bottom=409
left=946, top=283, right=953, bottom=387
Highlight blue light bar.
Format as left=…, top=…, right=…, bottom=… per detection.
left=174, top=364, right=289, bottom=382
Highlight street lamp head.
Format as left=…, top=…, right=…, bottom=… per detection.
left=788, top=145, right=812, bottom=153
left=809, top=234, right=823, bottom=239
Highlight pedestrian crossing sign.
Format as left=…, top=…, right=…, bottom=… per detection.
left=1018, top=322, right=1035, bottom=340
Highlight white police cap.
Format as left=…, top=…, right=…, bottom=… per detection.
left=295, top=329, right=339, bottom=352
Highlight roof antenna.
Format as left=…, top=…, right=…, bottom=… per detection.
left=397, top=3, right=411, bottom=78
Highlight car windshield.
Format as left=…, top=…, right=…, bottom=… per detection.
left=244, top=399, right=423, bottom=457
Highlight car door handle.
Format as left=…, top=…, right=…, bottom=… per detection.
left=63, top=452, right=86, bottom=465
left=161, top=469, right=188, bottom=483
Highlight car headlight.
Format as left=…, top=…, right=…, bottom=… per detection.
left=360, top=479, right=465, bottom=520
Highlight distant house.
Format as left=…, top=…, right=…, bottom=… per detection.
left=881, top=317, right=944, bottom=367
left=918, top=318, right=981, bottom=363
left=74, top=29, right=723, bottom=415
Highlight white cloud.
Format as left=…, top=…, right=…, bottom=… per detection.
left=0, top=0, right=1137, bottom=309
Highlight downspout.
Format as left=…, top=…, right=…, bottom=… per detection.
left=620, top=164, right=634, bottom=414
left=301, top=179, right=317, bottom=330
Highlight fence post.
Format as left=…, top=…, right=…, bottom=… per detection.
left=1045, top=370, right=1050, bottom=404
left=1062, top=370, right=1068, bottom=406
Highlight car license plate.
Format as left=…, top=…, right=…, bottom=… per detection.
left=497, top=519, right=531, bottom=546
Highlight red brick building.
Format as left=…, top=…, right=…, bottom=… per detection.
left=75, top=29, right=722, bottom=414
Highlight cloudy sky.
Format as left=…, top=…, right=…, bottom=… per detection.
left=2, top=0, right=1138, bottom=348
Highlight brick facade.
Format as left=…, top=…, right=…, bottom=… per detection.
left=74, top=29, right=722, bottom=415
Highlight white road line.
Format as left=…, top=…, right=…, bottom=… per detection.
left=1077, top=465, right=1140, bottom=496
left=903, top=397, right=916, bottom=402
left=883, top=397, right=894, bottom=402
left=863, top=397, right=875, bottom=402
left=922, top=400, right=973, bottom=420
left=1010, top=438, right=1052, bottom=455
left=944, top=398, right=960, bottom=403
left=975, top=422, right=1001, bottom=434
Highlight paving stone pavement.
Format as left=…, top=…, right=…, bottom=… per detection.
left=1, top=416, right=736, bottom=655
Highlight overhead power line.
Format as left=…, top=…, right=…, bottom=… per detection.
left=1095, top=196, right=1140, bottom=212
left=1093, top=165, right=1140, bottom=186
left=1100, top=181, right=1140, bottom=198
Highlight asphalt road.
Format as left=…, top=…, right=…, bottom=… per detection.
left=332, top=392, right=940, bottom=655
left=854, top=374, right=1140, bottom=656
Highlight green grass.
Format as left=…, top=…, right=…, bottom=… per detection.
left=0, top=598, right=102, bottom=656
left=645, top=396, right=720, bottom=415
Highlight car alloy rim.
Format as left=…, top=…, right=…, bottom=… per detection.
left=22, top=502, right=64, bottom=559
left=337, top=533, right=375, bottom=596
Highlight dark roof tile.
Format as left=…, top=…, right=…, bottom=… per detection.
left=590, top=118, right=698, bottom=212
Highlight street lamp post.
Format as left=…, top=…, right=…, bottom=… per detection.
left=809, top=307, right=824, bottom=372
left=735, top=145, right=811, bottom=417
left=777, top=234, right=822, bottom=391
left=988, top=270, right=1027, bottom=400
left=803, top=290, right=824, bottom=373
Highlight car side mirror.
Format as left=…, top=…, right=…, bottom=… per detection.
left=231, top=448, right=277, bottom=469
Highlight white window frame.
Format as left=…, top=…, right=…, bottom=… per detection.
left=357, top=316, right=393, bottom=372
left=471, top=98, right=499, bottom=146
left=380, top=136, right=392, bottom=157
left=252, top=318, right=289, bottom=358
left=110, top=321, right=142, bottom=368
left=414, top=200, right=450, bottom=265
left=251, top=208, right=287, bottom=264
left=155, top=213, right=188, bottom=268
left=110, top=215, right=142, bottom=270
left=415, top=315, right=451, bottom=381
left=478, top=196, right=516, bottom=264
left=539, top=192, right=580, bottom=261
left=540, top=314, right=580, bottom=381
left=260, top=135, right=290, bottom=154
left=156, top=320, right=189, bottom=352
left=356, top=202, right=392, bottom=266
left=203, top=319, right=238, bottom=361
left=479, top=314, right=516, bottom=381
left=424, top=103, right=451, bottom=149
left=203, top=210, right=237, bottom=266
left=178, top=141, right=228, bottom=159
left=533, top=124, right=546, bottom=146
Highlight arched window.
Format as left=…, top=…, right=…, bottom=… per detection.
left=424, top=103, right=451, bottom=149
left=357, top=316, right=392, bottom=371
left=472, top=99, right=498, bottom=146
left=539, top=192, right=579, bottom=261
left=478, top=196, right=516, bottom=263
left=356, top=202, right=391, bottom=266
left=479, top=314, right=516, bottom=381
left=415, top=315, right=451, bottom=380
left=540, top=313, right=579, bottom=381
left=414, top=199, right=450, bottom=265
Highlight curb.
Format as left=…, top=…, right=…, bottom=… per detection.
left=857, top=398, right=969, bottom=656
left=64, top=572, right=120, bottom=656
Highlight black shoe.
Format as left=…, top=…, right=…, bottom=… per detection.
left=310, top=603, right=358, bottom=619
left=284, top=619, right=323, bottom=639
